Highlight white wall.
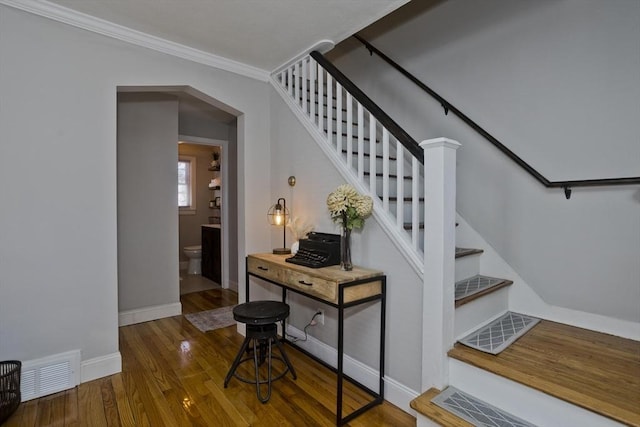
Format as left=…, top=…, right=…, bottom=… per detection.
left=269, top=88, right=424, bottom=393
left=328, top=0, right=640, bottom=323
left=0, top=5, right=271, bottom=373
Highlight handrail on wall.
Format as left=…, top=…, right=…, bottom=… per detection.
left=353, top=34, right=640, bottom=199
left=309, top=51, right=425, bottom=163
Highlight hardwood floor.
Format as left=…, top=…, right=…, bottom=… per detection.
left=5, top=289, right=415, bottom=426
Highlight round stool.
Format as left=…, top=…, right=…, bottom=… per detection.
left=223, top=301, right=297, bottom=403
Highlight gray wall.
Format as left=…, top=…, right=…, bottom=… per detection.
left=117, top=93, right=180, bottom=311
left=0, top=4, right=272, bottom=370
left=179, top=113, right=229, bottom=140
left=328, top=0, right=640, bottom=322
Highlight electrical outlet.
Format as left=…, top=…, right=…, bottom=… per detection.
left=316, top=309, right=325, bottom=326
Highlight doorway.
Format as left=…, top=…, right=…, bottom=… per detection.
left=116, top=86, right=240, bottom=325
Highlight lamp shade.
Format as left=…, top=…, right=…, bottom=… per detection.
left=267, top=198, right=290, bottom=254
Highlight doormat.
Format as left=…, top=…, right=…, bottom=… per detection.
left=184, top=305, right=237, bottom=332
left=458, top=311, right=540, bottom=355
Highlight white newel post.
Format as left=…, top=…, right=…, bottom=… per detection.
left=420, top=137, right=461, bottom=391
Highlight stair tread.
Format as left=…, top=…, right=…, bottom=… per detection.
left=430, top=386, right=536, bottom=427
left=403, top=222, right=424, bottom=230
left=455, top=275, right=513, bottom=308
left=449, top=320, right=640, bottom=426
left=388, top=196, right=424, bottom=202
left=455, top=247, right=484, bottom=258
left=410, top=388, right=473, bottom=427
left=364, top=171, right=413, bottom=180
left=341, top=149, right=397, bottom=161
left=458, top=311, right=541, bottom=355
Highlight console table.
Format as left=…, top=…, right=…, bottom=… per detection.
left=246, top=253, right=386, bottom=426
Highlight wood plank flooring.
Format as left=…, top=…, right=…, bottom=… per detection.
left=5, top=289, right=415, bottom=426
left=449, top=320, right=640, bottom=426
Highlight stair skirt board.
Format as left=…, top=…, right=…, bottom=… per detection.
left=458, top=312, right=540, bottom=355
left=431, top=386, right=536, bottom=427
left=455, top=275, right=507, bottom=301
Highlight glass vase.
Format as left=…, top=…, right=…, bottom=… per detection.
left=340, top=226, right=352, bottom=271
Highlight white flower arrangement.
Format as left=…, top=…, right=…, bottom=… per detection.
left=326, top=184, right=373, bottom=230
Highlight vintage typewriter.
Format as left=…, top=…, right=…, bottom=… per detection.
left=285, top=232, right=341, bottom=268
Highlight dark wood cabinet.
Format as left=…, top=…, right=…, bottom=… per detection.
left=202, top=226, right=221, bottom=283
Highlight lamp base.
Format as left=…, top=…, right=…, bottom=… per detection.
left=273, top=248, right=291, bottom=255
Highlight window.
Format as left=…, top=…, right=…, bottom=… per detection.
left=178, top=156, right=196, bottom=214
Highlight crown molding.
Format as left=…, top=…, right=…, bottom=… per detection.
left=272, top=39, right=335, bottom=75
left=0, top=0, right=270, bottom=82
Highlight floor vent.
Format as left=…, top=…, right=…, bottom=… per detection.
left=20, top=350, right=81, bottom=401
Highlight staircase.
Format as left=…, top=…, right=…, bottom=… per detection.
left=271, top=52, right=640, bottom=426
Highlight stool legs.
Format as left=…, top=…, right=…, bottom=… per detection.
left=253, top=336, right=272, bottom=403
left=273, top=334, right=297, bottom=379
left=224, top=335, right=252, bottom=388
left=224, top=324, right=296, bottom=403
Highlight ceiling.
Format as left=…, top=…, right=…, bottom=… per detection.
left=44, top=0, right=410, bottom=72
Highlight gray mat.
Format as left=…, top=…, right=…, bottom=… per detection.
left=455, top=275, right=505, bottom=301
left=431, top=386, right=536, bottom=427
left=459, top=311, right=540, bottom=354
left=184, top=305, right=237, bottom=332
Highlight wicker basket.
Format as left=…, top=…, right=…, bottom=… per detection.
left=0, top=361, right=21, bottom=424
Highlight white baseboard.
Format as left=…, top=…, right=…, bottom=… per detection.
left=81, top=352, right=122, bottom=383
left=285, top=325, right=418, bottom=415
left=118, top=302, right=182, bottom=326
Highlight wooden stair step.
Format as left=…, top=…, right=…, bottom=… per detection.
left=341, top=149, right=397, bottom=161
left=330, top=130, right=373, bottom=142
left=364, top=171, right=413, bottom=180
left=388, top=196, right=424, bottom=202
left=455, top=275, right=513, bottom=308
left=455, top=247, right=484, bottom=259
left=448, top=320, right=640, bottom=426
left=410, top=388, right=473, bottom=427
left=403, top=222, right=424, bottom=230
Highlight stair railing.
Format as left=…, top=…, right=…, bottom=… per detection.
left=273, top=51, right=427, bottom=267
left=354, top=34, right=640, bottom=199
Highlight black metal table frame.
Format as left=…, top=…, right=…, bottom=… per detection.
left=245, top=258, right=386, bottom=426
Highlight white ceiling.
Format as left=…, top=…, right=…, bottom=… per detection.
left=44, top=0, right=410, bottom=72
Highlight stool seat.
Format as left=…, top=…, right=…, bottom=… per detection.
left=224, top=300, right=296, bottom=403
left=233, top=301, right=289, bottom=325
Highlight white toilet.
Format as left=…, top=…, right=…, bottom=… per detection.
left=183, top=245, right=202, bottom=275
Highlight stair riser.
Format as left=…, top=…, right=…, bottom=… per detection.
left=388, top=200, right=424, bottom=223
left=448, top=360, right=623, bottom=427
left=455, top=254, right=480, bottom=282
left=370, top=176, right=423, bottom=199
left=454, top=290, right=509, bottom=339
left=415, top=418, right=443, bottom=427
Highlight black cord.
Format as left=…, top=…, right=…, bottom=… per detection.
left=286, top=311, right=322, bottom=343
